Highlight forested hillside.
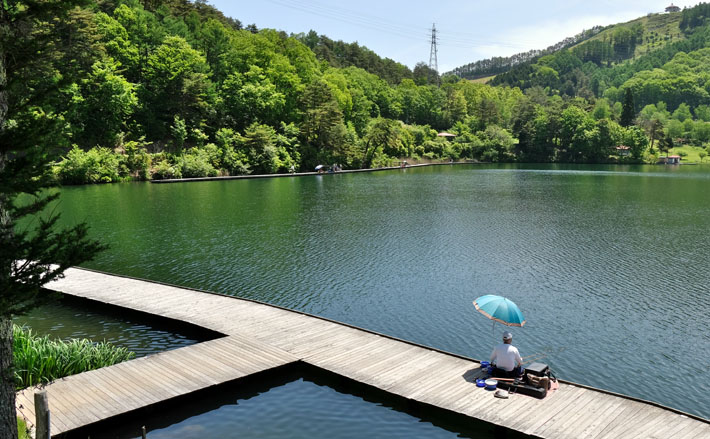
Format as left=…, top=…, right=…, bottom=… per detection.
left=10, top=0, right=710, bottom=184
left=447, top=26, right=604, bottom=80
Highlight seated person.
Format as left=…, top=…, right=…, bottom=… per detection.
left=490, top=331, right=522, bottom=378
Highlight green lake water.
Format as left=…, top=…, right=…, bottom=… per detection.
left=49, top=163, right=710, bottom=420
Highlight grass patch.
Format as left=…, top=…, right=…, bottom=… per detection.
left=17, top=416, right=29, bottom=439
left=469, top=75, right=496, bottom=84
left=668, top=145, right=709, bottom=163
left=13, top=324, right=135, bottom=389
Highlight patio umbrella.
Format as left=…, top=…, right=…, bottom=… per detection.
left=473, top=295, right=526, bottom=327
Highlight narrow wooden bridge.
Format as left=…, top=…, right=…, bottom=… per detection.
left=16, top=268, right=710, bottom=438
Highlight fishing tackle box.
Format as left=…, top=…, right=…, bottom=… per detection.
left=524, top=362, right=550, bottom=377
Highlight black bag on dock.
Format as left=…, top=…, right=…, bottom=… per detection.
left=497, top=379, right=548, bottom=399
left=496, top=362, right=552, bottom=399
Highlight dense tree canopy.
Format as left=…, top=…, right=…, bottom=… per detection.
left=14, top=0, right=710, bottom=188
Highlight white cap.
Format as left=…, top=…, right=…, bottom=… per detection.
left=503, top=331, right=512, bottom=340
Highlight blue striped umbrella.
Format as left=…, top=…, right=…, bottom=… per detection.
left=473, top=295, right=526, bottom=327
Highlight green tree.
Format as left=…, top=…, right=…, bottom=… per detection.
left=140, top=35, right=213, bottom=139
left=694, top=104, right=710, bottom=122
left=299, top=80, right=348, bottom=166
left=672, top=103, right=692, bottom=122
left=1, top=2, right=106, bottom=437
left=620, top=88, right=635, bottom=127
left=648, top=119, right=664, bottom=152
left=236, top=123, right=283, bottom=174
left=592, top=99, right=612, bottom=120
left=659, top=131, right=674, bottom=156
left=219, top=67, right=286, bottom=130
left=363, top=118, right=409, bottom=166
left=71, top=60, right=138, bottom=147
left=624, top=126, right=649, bottom=160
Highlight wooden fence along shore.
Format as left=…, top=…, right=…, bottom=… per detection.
left=16, top=268, right=710, bottom=438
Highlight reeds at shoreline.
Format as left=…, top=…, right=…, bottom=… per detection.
left=13, top=325, right=135, bottom=389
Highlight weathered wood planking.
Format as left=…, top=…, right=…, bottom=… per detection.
left=16, top=335, right=297, bottom=435
left=16, top=268, right=709, bottom=438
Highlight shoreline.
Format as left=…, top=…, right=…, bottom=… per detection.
left=150, top=161, right=480, bottom=184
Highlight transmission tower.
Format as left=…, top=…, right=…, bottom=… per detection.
left=429, top=23, right=438, bottom=74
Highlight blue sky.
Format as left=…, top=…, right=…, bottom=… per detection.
left=209, top=1, right=696, bottom=72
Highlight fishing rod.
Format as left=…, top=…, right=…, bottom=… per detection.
left=522, top=347, right=566, bottom=365
left=522, top=346, right=565, bottom=360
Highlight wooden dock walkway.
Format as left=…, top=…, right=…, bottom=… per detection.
left=150, top=161, right=474, bottom=184
left=16, top=268, right=710, bottom=438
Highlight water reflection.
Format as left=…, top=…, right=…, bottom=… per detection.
left=13, top=296, right=203, bottom=357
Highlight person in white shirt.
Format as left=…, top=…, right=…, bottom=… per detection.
left=490, top=331, right=522, bottom=378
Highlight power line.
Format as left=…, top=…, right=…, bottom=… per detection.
left=263, top=0, right=551, bottom=51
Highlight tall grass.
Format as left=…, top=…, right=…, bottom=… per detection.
left=17, top=416, right=29, bottom=439
left=13, top=325, right=135, bottom=389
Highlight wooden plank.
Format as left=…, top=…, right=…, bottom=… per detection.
left=100, top=360, right=179, bottom=401
left=52, top=375, right=123, bottom=421
left=147, top=352, right=220, bottom=388
left=190, top=339, right=261, bottom=374
left=628, top=410, right=683, bottom=439
left=591, top=400, right=647, bottom=439
left=649, top=416, right=697, bottom=439
left=15, top=391, right=38, bottom=429
left=167, top=344, right=244, bottom=382
left=209, top=335, right=297, bottom=369
left=44, top=385, right=99, bottom=431
left=45, top=379, right=104, bottom=427
left=76, top=368, right=142, bottom=412
left=398, top=357, right=472, bottom=402
left=680, top=421, right=710, bottom=439
left=674, top=416, right=710, bottom=439
left=488, top=390, right=546, bottom=427
left=520, top=386, right=588, bottom=435
left=564, top=392, right=623, bottom=438
left=607, top=406, right=669, bottom=439
left=535, top=389, right=601, bottom=437
left=386, top=355, right=457, bottom=399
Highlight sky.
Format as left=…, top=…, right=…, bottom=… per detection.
left=209, top=0, right=698, bottom=73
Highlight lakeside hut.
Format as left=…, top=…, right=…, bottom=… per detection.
left=665, top=3, right=681, bottom=13
left=615, top=145, right=631, bottom=157
left=658, top=155, right=681, bottom=164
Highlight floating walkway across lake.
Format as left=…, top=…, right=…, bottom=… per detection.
left=150, top=162, right=470, bottom=183
left=16, top=268, right=709, bottom=438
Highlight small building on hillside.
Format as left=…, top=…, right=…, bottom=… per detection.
left=437, top=132, right=457, bottom=141
left=658, top=155, right=681, bottom=164
left=615, top=145, right=631, bottom=157
left=665, top=3, right=681, bottom=13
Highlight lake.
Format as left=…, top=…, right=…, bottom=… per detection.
left=51, top=163, right=710, bottom=419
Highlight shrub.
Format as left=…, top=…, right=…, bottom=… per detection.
left=179, top=148, right=218, bottom=178
left=151, top=158, right=182, bottom=180
left=120, top=139, right=151, bottom=180
left=54, top=146, right=122, bottom=184
left=13, top=325, right=135, bottom=389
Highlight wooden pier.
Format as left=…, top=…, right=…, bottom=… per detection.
left=16, top=268, right=710, bottom=438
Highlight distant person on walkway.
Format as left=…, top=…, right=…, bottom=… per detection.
left=490, top=331, right=522, bottom=378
